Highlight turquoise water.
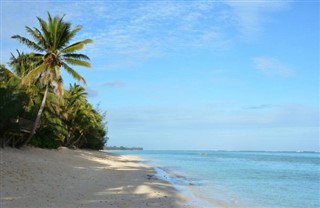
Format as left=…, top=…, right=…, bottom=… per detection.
left=110, top=150, right=320, bottom=208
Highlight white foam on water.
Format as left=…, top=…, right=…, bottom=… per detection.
left=154, top=167, right=217, bottom=208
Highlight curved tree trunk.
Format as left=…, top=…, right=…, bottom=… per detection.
left=70, top=134, right=83, bottom=148
left=64, top=129, right=72, bottom=146
left=22, top=83, right=49, bottom=146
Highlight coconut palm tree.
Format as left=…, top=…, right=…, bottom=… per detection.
left=60, top=84, right=89, bottom=146
left=12, top=12, right=92, bottom=146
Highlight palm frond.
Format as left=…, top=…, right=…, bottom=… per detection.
left=11, top=35, right=44, bottom=52
left=25, top=26, right=43, bottom=45
left=34, top=27, right=47, bottom=49
left=58, top=25, right=80, bottom=49
left=51, top=14, right=62, bottom=49
left=62, top=53, right=90, bottom=61
left=64, top=58, right=91, bottom=67
left=21, top=63, right=46, bottom=85
left=55, top=16, right=69, bottom=49
left=0, top=65, right=20, bottom=81
left=62, top=62, right=86, bottom=84
left=36, top=16, right=50, bottom=48
left=9, top=51, right=42, bottom=76
left=60, top=39, right=93, bottom=53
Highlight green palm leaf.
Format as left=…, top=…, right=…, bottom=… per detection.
left=64, top=58, right=91, bottom=67
left=0, top=65, right=20, bottom=82
left=60, top=39, right=93, bottom=53
left=11, top=35, right=44, bottom=52
left=62, top=53, right=90, bottom=61
left=62, top=63, right=86, bottom=84
left=25, top=26, right=43, bottom=44
left=58, top=25, right=80, bottom=48
left=36, top=16, right=50, bottom=48
left=21, top=63, right=46, bottom=85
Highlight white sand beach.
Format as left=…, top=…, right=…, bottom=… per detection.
left=0, top=147, right=194, bottom=208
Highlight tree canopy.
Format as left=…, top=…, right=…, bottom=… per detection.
left=0, top=13, right=107, bottom=150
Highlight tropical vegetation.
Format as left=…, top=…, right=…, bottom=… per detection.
left=0, top=13, right=107, bottom=149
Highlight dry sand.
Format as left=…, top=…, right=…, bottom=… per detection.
left=0, top=147, right=196, bottom=208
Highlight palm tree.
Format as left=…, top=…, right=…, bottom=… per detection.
left=12, top=12, right=92, bottom=146
left=60, top=84, right=88, bottom=146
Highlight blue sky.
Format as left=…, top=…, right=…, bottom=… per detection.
left=1, top=1, right=319, bottom=151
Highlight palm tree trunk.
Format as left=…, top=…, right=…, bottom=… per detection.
left=70, top=134, right=83, bottom=148
left=22, top=83, right=49, bottom=146
left=65, top=129, right=72, bottom=146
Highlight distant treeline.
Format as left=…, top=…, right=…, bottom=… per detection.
left=105, top=146, right=143, bottom=150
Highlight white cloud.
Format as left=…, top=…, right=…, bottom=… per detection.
left=254, top=56, right=294, bottom=76
left=225, top=1, right=289, bottom=37
left=1, top=1, right=291, bottom=69
left=102, top=81, right=125, bottom=88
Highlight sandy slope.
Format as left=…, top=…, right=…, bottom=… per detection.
left=0, top=147, right=194, bottom=208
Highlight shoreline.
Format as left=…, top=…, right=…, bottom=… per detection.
left=110, top=150, right=244, bottom=208
left=0, top=147, right=195, bottom=208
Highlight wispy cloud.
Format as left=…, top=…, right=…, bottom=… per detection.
left=86, top=87, right=98, bottom=98
left=225, top=1, right=289, bottom=37
left=102, top=81, right=125, bottom=88
left=80, top=2, right=229, bottom=58
left=254, top=56, right=294, bottom=76
left=1, top=1, right=290, bottom=68
left=243, top=104, right=273, bottom=110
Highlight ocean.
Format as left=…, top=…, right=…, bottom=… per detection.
left=110, top=150, right=320, bottom=208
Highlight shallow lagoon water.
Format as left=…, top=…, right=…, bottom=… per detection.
left=110, top=150, right=320, bottom=208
